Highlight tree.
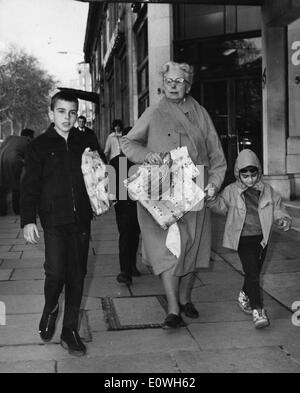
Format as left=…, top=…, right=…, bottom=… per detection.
left=0, top=47, right=56, bottom=137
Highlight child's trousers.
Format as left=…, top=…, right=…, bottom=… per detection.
left=237, top=235, right=268, bottom=310
left=43, top=220, right=91, bottom=330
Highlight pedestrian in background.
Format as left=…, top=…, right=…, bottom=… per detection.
left=21, top=91, right=100, bottom=357
left=0, top=128, right=34, bottom=215
left=209, top=149, right=291, bottom=329
left=105, top=121, right=141, bottom=285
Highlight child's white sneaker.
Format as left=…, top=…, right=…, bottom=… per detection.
left=238, top=291, right=252, bottom=314
left=252, top=308, right=270, bottom=329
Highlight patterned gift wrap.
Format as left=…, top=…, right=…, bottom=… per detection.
left=124, top=146, right=205, bottom=229
left=81, top=148, right=110, bottom=216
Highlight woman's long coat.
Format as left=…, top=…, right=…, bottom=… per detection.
left=121, top=96, right=227, bottom=276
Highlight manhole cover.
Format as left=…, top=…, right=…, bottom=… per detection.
left=101, top=295, right=173, bottom=330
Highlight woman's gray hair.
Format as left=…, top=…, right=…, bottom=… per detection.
left=161, top=61, right=194, bottom=85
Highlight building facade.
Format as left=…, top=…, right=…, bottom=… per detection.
left=83, top=1, right=300, bottom=200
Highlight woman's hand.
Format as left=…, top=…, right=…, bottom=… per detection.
left=205, top=183, right=218, bottom=201
left=145, top=152, right=163, bottom=165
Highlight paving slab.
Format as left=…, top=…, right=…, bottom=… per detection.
left=284, top=345, right=300, bottom=366
left=0, top=360, right=55, bottom=373
left=0, top=344, right=76, bottom=362
left=0, top=280, right=44, bottom=295
left=0, top=295, right=44, bottom=314
left=1, top=258, right=44, bottom=269
left=262, top=273, right=300, bottom=309
left=11, top=244, right=45, bottom=252
left=0, top=238, right=27, bottom=245
left=0, top=269, right=12, bottom=281
left=81, top=296, right=102, bottom=311
left=188, top=318, right=299, bottom=350
left=173, top=347, right=300, bottom=373
left=83, top=277, right=131, bottom=298
left=0, top=310, right=90, bottom=346
left=86, top=328, right=198, bottom=358
left=183, top=298, right=290, bottom=325
left=0, top=252, right=21, bottom=259
left=87, top=309, right=107, bottom=332
left=130, top=275, right=165, bottom=296
left=10, top=268, right=44, bottom=281
left=261, top=258, right=300, bottom=274
left=57, top=352, right=178, bottom=373
left=191, top=281, right=240, bottom=302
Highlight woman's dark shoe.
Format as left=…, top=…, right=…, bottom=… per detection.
left=117, top=272, right=132, bottom=285
left=60, top=327, right=86, bottom=357
left=39, top=304, right=59, bottom=342
left=131, top=267, right=141, bottom=277
left=162, top=313, right=185, bottom=329
left=180, top=302, right=199, bottom=319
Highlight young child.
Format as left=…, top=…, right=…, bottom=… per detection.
left=20, top=91, right=103, bottom=356
left=209, top=149, right=291, bottom=329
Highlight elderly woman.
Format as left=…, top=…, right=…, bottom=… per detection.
left=121, top=61, right=227, bottom=328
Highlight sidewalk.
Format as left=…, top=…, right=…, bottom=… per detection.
left=0, top=210, right=299, bottom=373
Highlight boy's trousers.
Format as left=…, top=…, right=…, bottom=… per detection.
left=114, top=200, right=140, bottom=276
left=237, top=235, right=268, bottom=309
left=43, top=220, right=91, bottom=330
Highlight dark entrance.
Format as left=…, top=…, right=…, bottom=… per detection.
left=175, top=35, right=262, bottom=184
left=200, top=75, right=262, bottom=183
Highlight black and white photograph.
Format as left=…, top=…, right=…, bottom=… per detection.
left=0, top=0, right=300, bottom=375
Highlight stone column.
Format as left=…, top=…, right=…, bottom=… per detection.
left=261, top=7, right=291, bottom=199
left=287, top=19, right=300, bottom=197
left=147, top=3, right=173, bottom=106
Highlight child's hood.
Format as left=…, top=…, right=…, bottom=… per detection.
left=234, top=149, right=262, bottom=181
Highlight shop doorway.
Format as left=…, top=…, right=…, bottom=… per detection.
left=194, top=75, right=262, bottom=184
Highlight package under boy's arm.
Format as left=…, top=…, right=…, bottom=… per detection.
left=20, top=143, right=43, bottom=228
left=207, top=186, right=230, bottom=216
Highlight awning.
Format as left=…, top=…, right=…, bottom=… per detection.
left=75, top=0, right=262, bottom=5
left=58, top=87, right=99, bottom=103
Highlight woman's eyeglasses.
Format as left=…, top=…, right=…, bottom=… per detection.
left=163, top=77, right=189, bottom=86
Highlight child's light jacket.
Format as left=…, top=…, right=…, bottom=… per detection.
left=210, top=149, right=291, bottom=250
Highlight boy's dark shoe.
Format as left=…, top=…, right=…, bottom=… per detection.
left=162, top=313, right=185, bottom=329
left=179, top=302, right=199, bottom=318
left=131, top=267, right=141, bottom=277
left=117, top=272, right=132, bottom=285
left=60, top=327, right=86, bottom=357
left=39, top=304, right=59, bottom=342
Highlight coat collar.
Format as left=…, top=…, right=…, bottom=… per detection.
left=45, top=124, right=76, bottom=139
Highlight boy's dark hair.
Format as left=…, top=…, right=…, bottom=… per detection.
left=50, top=91, right=79, bottom=111
left=239, top=165, right=259, bottom=174
left=21, top=128, right=35, bottom=139
left=112, top=119, right=123, bottom=130
left=78, top=115, right=86, bottom=122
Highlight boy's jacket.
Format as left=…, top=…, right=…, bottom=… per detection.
left=209, top=149, right=291, bottom=250
left=20, top=125, right=101, bottom=228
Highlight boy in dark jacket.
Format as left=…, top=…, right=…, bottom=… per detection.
left=20, top=91, right=103, bottom=356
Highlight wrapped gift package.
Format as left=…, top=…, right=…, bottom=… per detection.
left=124, top=146, right=205, bottom=230
left=81, top=148, right=110, bottom=216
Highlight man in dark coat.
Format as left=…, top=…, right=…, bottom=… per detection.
left=0, top=129, right=34, bottom=215
left=20, top=91, right=104, bottom=357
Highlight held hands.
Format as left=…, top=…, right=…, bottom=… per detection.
left=276, top=217, right=292, bottom=232
left=205, top=183, right=218, bottom=201
left=23, top=223, right=40, bottom=244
